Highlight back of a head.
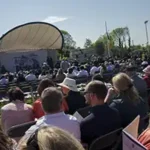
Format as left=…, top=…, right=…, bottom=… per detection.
left=37, top=126, right=84, bottom=150
left=92, top=74, right=104, bottom=82
left=37, top=78, right=55, bottom=96
left=80, top=66, right=84, bottom=70
left=8, top=87, right=24, bottom=101
left=20, top=126, right=84, bottom=150
left=41, top=87, right=63, bottom=113
left=85, top=80, right=107, bottom=100
left=68, top=68, right=73, bottom=74
left=0, top=125, right=13, bottom=150
left=112, top=73, right=139, bottom=102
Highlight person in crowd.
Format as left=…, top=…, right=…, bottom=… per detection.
left=33, top=78, right=55, bottom=119
left=0, top=75, right=8, bottom=85
left=59, top=78, right=86, bottom=114
left=138, top=128, right=150, bottom=150
left=60, top=59, right=70, bottom=72
left=90, top=61, right=99, bottom=76
left=80, top=81, right=121, bottom=145
left=108, top=73, right=148, bottom=130
left=92, top=74, right=104, bottom=82
left=18, top=126, right=84, bottom=150
left=25, top=71, right=37, bottom=81
left=25, top=87, right=80, bottom=140
left=38, top=71, right=47, bottom=80
left=143, top=65, right=150, bottom=88
left=77, top=66, right=89, bottom=78
left=17, top=72, right=26, bottom=83
left=126, top=65, right=148, bottom=102
left=66, top=67, right=76, bottom=78
left=8, top=73, right=14, bottom=82
left=55, top=68, right=66, bottom=81
left=0, top=125, right=16, bottom=150
left=1, top=87, right=34, bottom=134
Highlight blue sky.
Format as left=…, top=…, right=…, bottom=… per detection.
left=0, top=0, right=150, bottom=47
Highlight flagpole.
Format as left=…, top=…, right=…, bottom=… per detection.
left=105, top=21, right=110, bottom=57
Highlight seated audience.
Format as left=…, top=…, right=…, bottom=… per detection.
left=38, top=71, right=47, bottom=80
left=66, top=67, right=76, bottom=78
left=108, top=73, right=148, bottom=129
left=18, top=126, right=84, bottom=150
left=0, top=125, right=16, bottom=150
left=80, top=81, right=121, bottom=145
left=17, top=72, right=26, bottom=83
left=126, top=66, right=148, bottom=102
left=59, top=78, right=86, bottom=114
left=25, top=71, right=37, bottom=81
left=138, top=128, right=150, bottom=150
left=143, top=65, right=150, bottom=88
left=77, top=66, right=88, bottom=78
left=0, top=75, right=8, bottom=85
left=25, top=87, right=80, bottom=140
left=92, top=74, right=104, bottom=82
left=33, top=79, right=55, bottom=119
left=1, top=87, right=34, bottom=134
left=90, top=61, right=99, bottom=76
left=55, top=68, right=66, bottom=81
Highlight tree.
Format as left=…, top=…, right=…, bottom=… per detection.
left=94, top=40, right=105, bottom=56
left=110, top=27, right=130, bottom=48
left=84, top=38, right=92, bottom=48
left=61, top=30, right=76, bottom=49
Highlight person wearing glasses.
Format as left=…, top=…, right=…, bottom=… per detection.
left=80, top=81, right=121, bottom=145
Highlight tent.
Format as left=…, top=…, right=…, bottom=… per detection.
left=0, top=22, right=64, bottom=52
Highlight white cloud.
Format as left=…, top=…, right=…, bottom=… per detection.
left=43, top=16, right=68, bottom=23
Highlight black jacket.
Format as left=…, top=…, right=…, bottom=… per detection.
left=80, top=104, right=121, bottom=145
left=66, top=91, right=87, bottom=115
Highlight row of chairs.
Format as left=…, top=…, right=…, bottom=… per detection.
left=7, top=121, right=122, bottom=150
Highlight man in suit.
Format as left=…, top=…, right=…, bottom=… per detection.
left=80, top=81, right=121, bottom=145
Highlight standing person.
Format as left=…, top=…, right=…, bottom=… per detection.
left=77, top=66, right=89, bottom=77
left=25, top=87, right=81, bottom=141
left=1, top=87, right=34, bottom=134
left=80, top=81, right=121, bottom=145
left=60, top=59, right=70, bottom=72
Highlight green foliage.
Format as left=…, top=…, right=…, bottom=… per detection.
left=61, top=30, right=76, bottom=49
left=94, top=40, right=105, bottom=55
left=84, top=38, right=92, bottom=48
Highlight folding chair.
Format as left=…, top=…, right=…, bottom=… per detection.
left=7, top=121, right=36, bottom=138
left=89, top=128, right=122, bottom=150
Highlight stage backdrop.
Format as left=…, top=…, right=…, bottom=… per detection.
left=0, top=49, right=57, bottom=72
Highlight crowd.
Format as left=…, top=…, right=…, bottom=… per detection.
left=1, top=55, right=150, bottom=150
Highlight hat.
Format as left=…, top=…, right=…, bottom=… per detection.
left=143, top=65, right=150, bottom=74
left=58, top=78, right=78, bottom=92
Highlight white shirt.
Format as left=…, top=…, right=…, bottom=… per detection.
left=77, top=70, right=88, bottom=77
left=25, top=112, right=81, bottom=140
left=38, top=74, right=47, bottom=80
left=25, top=74, right=36, bottom=81
left=90, top=66, right=99, bottom=75
left=0, top=78, right=8, bottom=85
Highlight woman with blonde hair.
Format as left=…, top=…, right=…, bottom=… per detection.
left=107, top=73, right=148, bottom=129
left=18, top=126, right=84, bottom=150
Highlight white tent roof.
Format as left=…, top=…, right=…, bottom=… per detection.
left=0, top=22, right=64, bottom=52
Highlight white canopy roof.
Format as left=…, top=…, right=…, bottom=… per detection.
left=0, top=22, right=64, bottom=52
